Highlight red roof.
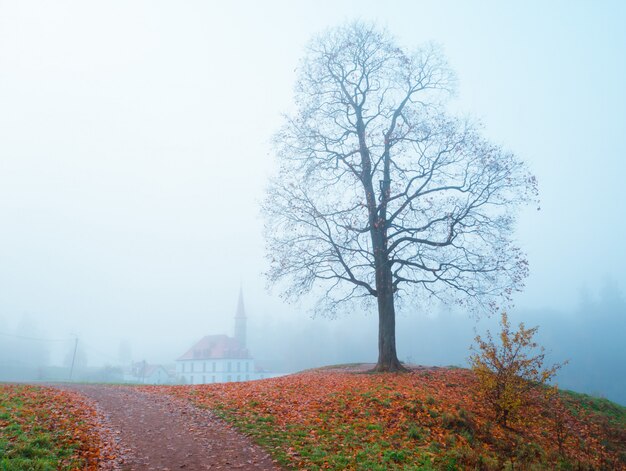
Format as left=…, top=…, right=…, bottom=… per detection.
left=177, top=335, right=250, bottom=360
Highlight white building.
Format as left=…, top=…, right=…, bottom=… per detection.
left=124, top=361, right=175, bottom=384
left=175, top=290, right=269, bottom=384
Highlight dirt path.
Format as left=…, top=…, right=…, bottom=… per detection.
left=66, top=385, right=281, bottom=471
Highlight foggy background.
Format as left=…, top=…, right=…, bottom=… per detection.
left=1, top=1, right=625, bottom=403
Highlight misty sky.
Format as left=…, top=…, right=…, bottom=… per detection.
left=1, top=1, right=625, bottom=369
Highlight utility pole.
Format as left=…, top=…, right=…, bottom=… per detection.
left=69, top=336, right=78, bottom=381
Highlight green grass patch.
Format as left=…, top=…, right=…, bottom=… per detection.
left=560, top=389, right=626, bottom=426
left=0, top=385, right=84, bottom=470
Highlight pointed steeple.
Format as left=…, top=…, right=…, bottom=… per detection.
left=235, top=285, right=246, bottom=319
left=234, top=286, right=247, bottom=349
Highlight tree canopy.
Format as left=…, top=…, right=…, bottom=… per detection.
left=264, top=22, right=537, bottom=371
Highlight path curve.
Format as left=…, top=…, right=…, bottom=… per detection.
left=66, top=385, right=281, bottom=471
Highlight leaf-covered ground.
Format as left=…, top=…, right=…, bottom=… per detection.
left=0, top=384, right=111, bottom=470
left=145, top=366, right=626, bottom=470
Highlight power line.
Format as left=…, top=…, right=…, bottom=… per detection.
left=0, top=331, right=74, bottom=342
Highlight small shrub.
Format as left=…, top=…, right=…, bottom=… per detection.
left=469, top=312, right=566, bottom=426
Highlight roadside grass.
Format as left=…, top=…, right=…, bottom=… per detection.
left=0, top=384, right=101, bottom=470
left=145, top=366, right=626, bottom=470
left=209, top=404, right=437, bottom=470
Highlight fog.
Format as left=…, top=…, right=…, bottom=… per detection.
left=1, top=1, right=625, bottom=404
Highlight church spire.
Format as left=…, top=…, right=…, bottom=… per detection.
left=235, top=285, right=246, bottom=319
left=234, top=286, right=246, bottom=348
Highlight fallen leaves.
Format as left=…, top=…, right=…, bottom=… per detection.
left=144, top=367, right=625, bottom=470
left=0, top=384, right=112, bottom=470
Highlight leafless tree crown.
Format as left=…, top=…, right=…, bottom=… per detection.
left=264, top=22, right=537, bottom=316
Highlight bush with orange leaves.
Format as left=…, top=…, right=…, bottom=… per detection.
left=469, top=312, right=566, bottom=427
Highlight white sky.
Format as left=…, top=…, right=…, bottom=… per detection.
left=1, top=1, right=625, bottom=365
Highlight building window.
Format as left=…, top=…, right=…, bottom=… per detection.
left=227, top=362, right=231, bottom=372
left=190, top=375, right=194, bottom=384
left=191, top=363, right=194, bottom=373
left=245, top=362, right=249, bottom=372
left=236, top=362, right=240, bottom=372
left=237, top=375, right=240, bottom=382
left=226, top=375, right=231, bottom=382
left=182, top=363, right=186, bottom=373
left=212, top=376, right=216, bottom=383
left=212, top=362, right=216, bottom=372
left=203, top=362, right=206, bottom=372
left=202, top=375, right=206, bottom=383
left=245, top=374, right=249, bottom=381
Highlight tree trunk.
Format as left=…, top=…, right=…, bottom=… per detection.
left=356, top=106, right=405, bottom=373
left=372, top=254, right=406, bottom=372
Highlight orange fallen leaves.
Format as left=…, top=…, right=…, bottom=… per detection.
left=0, top=384, right=110, bottom=470
left=144, top=367, right=625, bottom=470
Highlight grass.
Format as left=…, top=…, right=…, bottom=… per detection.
left=144, top=366, right=626, bottom=470
left=560, top=389, right=626, bottom=426
left=0, top=385, right=87, bottom=470
left=559, top=389, right=626, bottom=464
left=204, top=397, right=439, bottom=470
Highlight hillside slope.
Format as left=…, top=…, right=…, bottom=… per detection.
left=145, top=365, right=625, bottom=470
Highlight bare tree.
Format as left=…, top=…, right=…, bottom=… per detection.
left=264, top=22, right=537, bottom=372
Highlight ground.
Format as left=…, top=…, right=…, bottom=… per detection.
left=2, top=365, right=625, bottom=470
left=66, top=385, right=280, bottom=470
left=144, top=364, right=626, bottom=470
